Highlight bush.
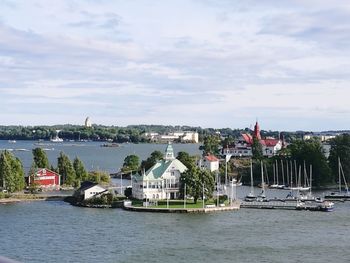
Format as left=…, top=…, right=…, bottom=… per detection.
left=219, top=195, right=228, bottom=204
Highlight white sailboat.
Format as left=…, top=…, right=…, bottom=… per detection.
left=257, top=161, right=266, bottom=201
left=325, top=157, right=350, bottom=200
left=245, top=159, right=256, bottom=201
left=50, top=130, right=63, bottom=142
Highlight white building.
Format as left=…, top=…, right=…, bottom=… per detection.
left=76, top=181, right=108, bottom=200
left=200, top=155, right=219, bottom=172
left=144, top=131, right=199, bottom=143
left=303, top=134, right=337, bottom=142
left=132, top=143, right=187, bottom=200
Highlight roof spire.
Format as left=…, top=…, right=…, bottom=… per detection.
left=165, top=141, right=175, bottom=160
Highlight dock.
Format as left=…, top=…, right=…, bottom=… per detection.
left=240, top=200, right=333, bottom=212
left=123, top=202, right=240, bottom=213
left=241, top=201, right=297, bottom=210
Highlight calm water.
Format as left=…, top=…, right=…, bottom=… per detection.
left=0, top=199, right=349, bottom=263
left=0, top=140, right=201, bottom=173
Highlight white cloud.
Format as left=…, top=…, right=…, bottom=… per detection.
left=0, top=0, right=350, bottom=130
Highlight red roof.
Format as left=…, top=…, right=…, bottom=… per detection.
left=205, top=155, right=219, bottom=162
left=261, top=139, right=280, bottom=147
left=242, top=133, right=253, bottom=144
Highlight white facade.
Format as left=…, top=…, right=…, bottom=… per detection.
left=262, top=141, right=283, bottom=157
left=83, top=185, right=107, bottom=200
left=144, top=131, right=199, bottom=143
left=200, top=156, right=219, bottom=172
left=132, top=143, right=187, bottom=200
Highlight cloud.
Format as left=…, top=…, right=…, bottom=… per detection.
left=0, top=0, right=350, bottom=130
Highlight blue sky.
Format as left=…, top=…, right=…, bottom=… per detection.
left=0, top=0, right=349, bottom=131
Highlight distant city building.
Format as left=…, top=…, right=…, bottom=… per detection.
left=223, top=121, right=283, bottom=157
left=85, top=117, right=92, bottom=127
left=303, top=133, right=337, bottom=142
left=144, top=131, right=199, bottom=143
left=132, top=142, right=188, bottom=200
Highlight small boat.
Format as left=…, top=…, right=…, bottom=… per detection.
left=100, top=143, right=119, bottom=147
left=319, top=201, right=335, bottom=212
left=50, top=137, right=63, bottom=142
left=8, top=140, right=16, bottom=143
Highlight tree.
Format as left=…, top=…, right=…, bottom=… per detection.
left=0, top=150, right=25, bottom=192
left=176, top=151, right=196, bottom=168
left=32, top=148, right=50, bottom=168
left=122, top=155, right=140, bottom=173
left=57, top=152, right=76, bottom=186
left=141, top=150, right=164, bottom=171
left=88, top=171, right=110, bottom=184
left=252, top=137, right=263, bottom=160
left=288, top=139, right=331, bottom=187
left=199, top=135, right=221, bottom=155
left=179, top=155, right=215, bottom=203
left=328, top=134, right=350, bottom=183
left=73, top=157, right=88, bottom=182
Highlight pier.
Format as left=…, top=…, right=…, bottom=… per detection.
left=123, top=201, right=240, bottom=213
left=240, top=200, right=333, bottom=212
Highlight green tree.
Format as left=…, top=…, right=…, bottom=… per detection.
left=179, top=156, right=215, bottom=203
left=32, top=148, right=50, bottom=168
left=0, top=150, right=25, bottom=192
left=252, top=137, right=264, bottom=160
left=88, top=171, right=110, bottom=184
left=328, top=134, right=350, bottom=183
left=199, top=135, right=221, bottom=155
left=122, top=155, right=140, bottom=173
left=73, top=157, right=88, bottom=183
left=141, top=150, right=164, bottom=171
left=57, top=152, right=76, bottom=186
left=176, top=151, right=196, bottom=168
left=288, top=139, right=331, bottom=187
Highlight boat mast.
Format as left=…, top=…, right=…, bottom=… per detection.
left=338, top=157, right=341, bottom=193
left=309, top=164, right=312, bottom=196
left=281, top=159, right=285, bottom=186
left=290, top=160, right=293, bottom=188
left=261, top=160, right=265, bottom=197
left=250, top=159, right=254, bottom=195
left=339, top=158, right=349, bottom=194
left=276, top=160, right=279, bottom=186
left=286, top=160, right=289, bottom=186
left=303, top=161, right=307, bottom=188
left=273, top=162, right=276, bottom=186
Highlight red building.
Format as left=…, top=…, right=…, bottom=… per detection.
left=28, top=168, right=61, bottom=190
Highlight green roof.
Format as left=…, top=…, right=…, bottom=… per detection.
left=133, top=159, right=187, bottom=181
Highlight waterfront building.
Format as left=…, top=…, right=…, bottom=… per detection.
left=132, top=143, right=187, bottom=200
left=28, top=168, right=61, bottom=190
left=75, top=181, right=108, bottom=200
left=200, top=155, right=219, bottom=172
left=223, top=121, right=283, bottom=157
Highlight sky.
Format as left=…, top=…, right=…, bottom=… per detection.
left=0, top=0, right=350, bottom=131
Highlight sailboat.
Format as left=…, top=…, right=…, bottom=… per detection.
left=257, top=161, right=267, bottom=201
left=245, top=159, right=256, bottom=202
left=325, top=157, right=350, bottom=200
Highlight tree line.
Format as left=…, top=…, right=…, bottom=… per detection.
left=0, top=124, right=313, bottom=143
